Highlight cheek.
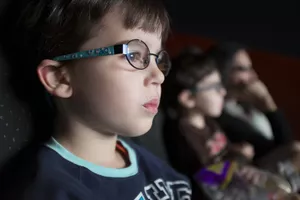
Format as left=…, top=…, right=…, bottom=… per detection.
left=231, top=72, right=250, bottom=84
left=197, top=93, right=224, bottom=115
left=209, top=95, right=223, bottom=109
left=65, top=58, right=156, bottom=135
left=71, top=61, right=141, bottom=113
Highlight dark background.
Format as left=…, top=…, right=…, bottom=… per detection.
left=165, top=0, right=300, bottom=57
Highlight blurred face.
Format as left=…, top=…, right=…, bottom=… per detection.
left=230, top=50, right=256, bottom=86
left=193, top=71, right=226, bottom=117
left=42, top=10, right=166, bottom=137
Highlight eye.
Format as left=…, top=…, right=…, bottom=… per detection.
left=127, top=51, right=149, bottom=68
left=127, top=52, right=142, bottom=62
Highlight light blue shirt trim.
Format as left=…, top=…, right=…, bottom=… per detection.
left=45, top=137, right=138, bottom=178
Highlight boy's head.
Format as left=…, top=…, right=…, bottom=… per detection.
left=20, top=0, right=171, bottom=137
left=175, top=55, right=226, bottom=117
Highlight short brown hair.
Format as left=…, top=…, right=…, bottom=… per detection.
left=19, top=0, right=170, bottom=63
left=175, top=55, right=217, bottom=90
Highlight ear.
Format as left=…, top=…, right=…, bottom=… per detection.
left=37, top=59, right=73, bottom=98
left=178, top=89, right=196, bottom=109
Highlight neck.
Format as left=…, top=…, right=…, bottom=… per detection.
left=53, top=115, right=125, bottom=168
left=186, top=110, right=206, bottom=129
left=225, top=93, right=236, bottom=102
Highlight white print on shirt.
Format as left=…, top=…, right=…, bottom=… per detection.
left=134, top=178, right=191, bottom=200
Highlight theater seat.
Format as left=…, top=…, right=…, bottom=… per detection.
left=0, top=49, right=32, bottom=167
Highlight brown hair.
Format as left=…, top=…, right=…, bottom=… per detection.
left=19, top=0, right=170, bottom=63
left=175, top=55, right=217, bottom=90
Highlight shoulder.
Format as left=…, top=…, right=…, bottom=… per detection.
left=0, top=145, right=90, bottom=200
left=23, top=175, right=90, bottom=200
left=24, top=147, right=90, bottom=200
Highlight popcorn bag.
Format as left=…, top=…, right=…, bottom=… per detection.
left=194, top=161, right=298, bottom=200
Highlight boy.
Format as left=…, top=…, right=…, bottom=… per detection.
left=5, top=0, right=191, bottom=199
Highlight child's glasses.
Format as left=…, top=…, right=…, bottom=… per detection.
left=191, top=82, right=224, bottom=93
left=53, top=39, right=171, bottom=76
left=232, top=66, right=252, bottom=72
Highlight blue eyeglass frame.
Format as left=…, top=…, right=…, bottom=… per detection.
left=53, top=42, right=125, bottom=61
left=53, top=39, right=171, bottom=74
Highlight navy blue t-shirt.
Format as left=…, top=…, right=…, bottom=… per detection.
left=22, top=138, right=191, bottom=200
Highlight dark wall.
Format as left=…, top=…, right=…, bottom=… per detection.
left=165, top=0, right=300, bottom=57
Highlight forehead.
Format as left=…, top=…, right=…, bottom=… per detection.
left=233, top=50, right=252, bottom=67
left=81, top=8, right=163, bottom=52
left=196, top=71, right=221, bottom=87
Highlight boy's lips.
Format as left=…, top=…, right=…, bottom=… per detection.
left=143, top=98, right=159, bottom=114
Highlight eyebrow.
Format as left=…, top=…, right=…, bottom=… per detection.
left=82, top=39, right=163, bottom=56
left=150, top=43, right=163, bottom=54
left=138, top=38, right=163, bottom=53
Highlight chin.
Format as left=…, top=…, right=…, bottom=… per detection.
left=120, top=120, right=153, bottom=138
left=209, top=110, right=223, bottom=118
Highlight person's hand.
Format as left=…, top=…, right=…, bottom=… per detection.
left=236, top=166, right=264, bottom=185
left=236, top=80, right=277, bottom=112
left=271, top=193, right=300, bottom=200
left=231, top=142, right=255, bottom=160
left=290, top=142, right=300, bottom=172
left=244, top=80, right=270, bottom=100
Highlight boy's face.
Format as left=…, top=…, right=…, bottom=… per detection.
left=193, top=72, right=226, bottom=117
left=40, top=10, right=165, bottom=137
left=179, top=71, right=226, bottom=118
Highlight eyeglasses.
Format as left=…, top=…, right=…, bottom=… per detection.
left=232, top=66, right=252, bottom=72
left=53, top=39, right=171, bottom=76
left=191, top=82, right=224, bottom=93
